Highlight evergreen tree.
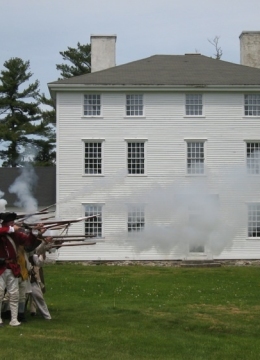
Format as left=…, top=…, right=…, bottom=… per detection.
left=33, top=93, right=56, bottom=166
left=56, top=42, right=91, bottom=79
left=30, top=41, right=92, bottom=166
left=0, top=57, right=54, bottom=167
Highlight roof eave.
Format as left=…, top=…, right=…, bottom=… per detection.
left=48, top=83, right=260, bottom=100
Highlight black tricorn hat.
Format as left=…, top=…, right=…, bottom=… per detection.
left=0, top=212, right=17, bottom=223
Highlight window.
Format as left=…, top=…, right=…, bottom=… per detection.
left=185, top=94, right=203, bottom=116
left=187, top=141, right=205, bottom=174
left=126, top=94, right=143, bottom=116
left=127, top=142, right=145, bottom=174
left=244, top=94, right=260, bottom=116
left=128, top=204, right=145, bottom=232
left=246, top=142, right=260, bottom=174
left=85, top=204, right=103, bottom=238
left=84, top=94, right=101, bottom=116
left=84, top=142, right=102, bottom=174
left=248, top=203, right=260, bottom=237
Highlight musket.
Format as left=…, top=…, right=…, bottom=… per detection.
left=43, top=234, right=96, bottom=239
left=15, top=204, right=56, bottom=222
left=16, top=210, right=55, bottom=221
left=38, top=215, right=55, bottom=221
left=51, top=237, right=95, bottom=242
left=25, top=215, right=99, bottom=228
left=42, top=225, right=67, bottom=230
left=39, top=204, right=56, bottom=212
left=50, top=241, right=96, bottom=248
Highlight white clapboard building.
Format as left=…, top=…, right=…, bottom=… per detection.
left=48, top=32, right=260, bottom=261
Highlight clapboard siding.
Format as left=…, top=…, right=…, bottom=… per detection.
left=55, top=91, right=260, bottom=260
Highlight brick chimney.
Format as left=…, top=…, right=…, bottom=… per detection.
left=90, top=35, right=117, bottom=73
left=240, top=31, right=260, bottom=69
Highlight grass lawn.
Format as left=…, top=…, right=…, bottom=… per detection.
left=1, top=263, right=260, bottom=360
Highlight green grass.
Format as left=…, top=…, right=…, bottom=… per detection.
left=2, top=264, right=260, bottom=359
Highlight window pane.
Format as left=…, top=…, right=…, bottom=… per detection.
left=247, top=142, right=260, bottom=174
left=186, top=94, right=203, bottom=116
left=85, top=204, right=102, bottom=237
left=187, top=142, right=204, bottom=174
left=84, top=94, right=101, bottom=116
left=126, top=94, right=143, bottom=116
left=128, top=204, right=145, bottom=232
left=85, top=142, right=102, bottom=174
left=128, top=142, right=145, bottom=174
left=244, top=94, right=260, bottom=116
left=248, top=203, right=260, bottom=237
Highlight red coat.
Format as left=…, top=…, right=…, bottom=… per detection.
left=0, top=226, right=39, bottom=275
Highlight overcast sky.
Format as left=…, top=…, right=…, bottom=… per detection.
left=1, top=0, right=260, bottom=96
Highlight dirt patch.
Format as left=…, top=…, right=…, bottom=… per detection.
left=189, top=303, right=260, bottom=315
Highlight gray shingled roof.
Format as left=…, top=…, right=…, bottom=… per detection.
left=48, top=55, right=260, bottom=87
left=0, top=167, right=56, bottom=210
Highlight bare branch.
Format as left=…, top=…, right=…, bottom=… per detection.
left=208, top=36, right=223, bottom=60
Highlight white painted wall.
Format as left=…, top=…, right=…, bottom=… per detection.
left=55, top=91, right=260, bottom=260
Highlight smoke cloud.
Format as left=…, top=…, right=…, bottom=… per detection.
left=100, top=164, right=252, bottom=256
left=0, top=190, right=7, bottom=212
left=8, top=164, right=38, bottom=213
left=4, top=160, right=251, bottom=258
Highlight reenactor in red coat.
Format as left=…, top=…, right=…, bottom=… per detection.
left=0, top=212, right=44, bottom=327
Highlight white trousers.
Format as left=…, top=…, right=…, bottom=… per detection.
left=30, top=282, right=51, bottom=320
left=0, top=269, right=19, bottom=323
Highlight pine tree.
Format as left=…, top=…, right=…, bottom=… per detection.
left=0, top=57, right=54, bottom=167
left=33, top=93, right=56, bottom=166
left=34, top=41, right=92, bottom=165
left=56, top=42, right=91, bottom=79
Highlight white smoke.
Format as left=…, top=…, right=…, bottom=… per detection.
left=59, top=169, right=127, bottom=218
left=55, top=161, right=257, bottom=257
left=108, top=164, right=251, bottom=256
left=19, top=143, right=40, bottom=164
left=8, top=164, right=38, bottom=213
left=0, top=190, right=7, bottom=212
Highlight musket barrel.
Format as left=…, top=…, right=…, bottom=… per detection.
left=16, top=210, right=55, bottom=221
left=50, top=242, right=96, bottom=247
left=52, top=238, right=94, bottom=242
left=44, top=234, right=96, bottom=239
left=25, top=214, right=99, bottom=227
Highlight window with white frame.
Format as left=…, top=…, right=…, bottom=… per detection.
left=187, top=141, right=205, bottom=174
left=248, top=203, right=260, bottom=237
left=84, top=204, right=103, bottom=237
left=126, top=94, right=143, bottom=116
left=185, top=94, right=203, bottom=116
left=127, top=204, right=145, bottom=232
left=246, top=142, right=260, bottom=174
left=84, top=141, right=102, bottom=174
left=244, top=94, right=260, bottom=116
left=84, top=94, right=101, bottom=116
left=127, top=142, right=145, bottom=175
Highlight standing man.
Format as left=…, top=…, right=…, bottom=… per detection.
left=0, top=212, right=44, bottom=327
left=28, top=244, right=52, bottom=320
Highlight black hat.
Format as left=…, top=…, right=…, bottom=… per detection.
left=0, top=212, right=17, bottom=223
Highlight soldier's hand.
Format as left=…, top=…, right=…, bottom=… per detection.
left=44, top=236, right=53, bottom=244
left=13, top=224, right=21, bottom=232
left=34, top=223, right=46, bottom=234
